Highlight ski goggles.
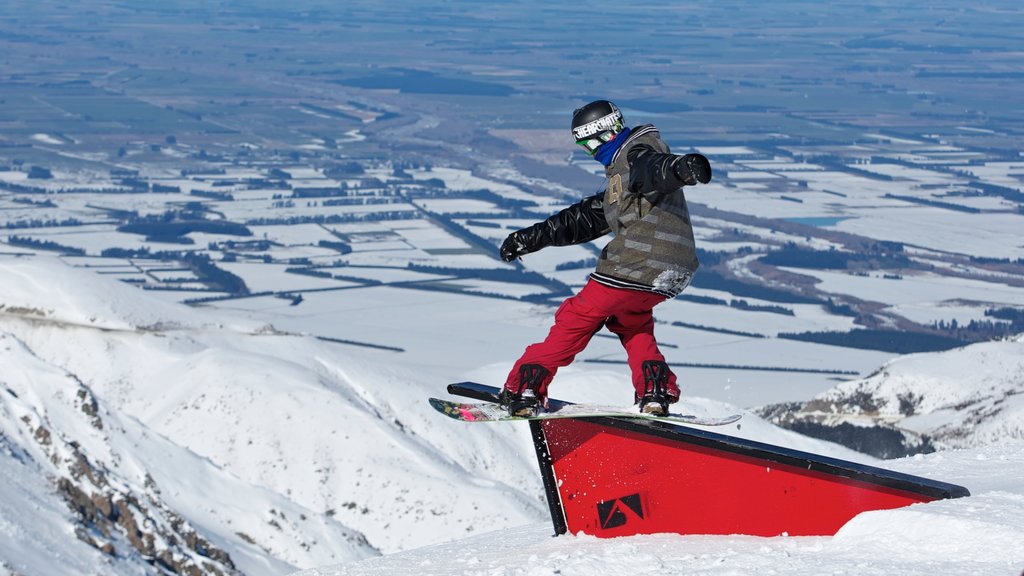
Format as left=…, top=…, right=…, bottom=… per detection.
left=575, top=130, right=617, bottom=155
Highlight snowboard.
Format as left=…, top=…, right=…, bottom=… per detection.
left=428, top=397, right=742, bottom=426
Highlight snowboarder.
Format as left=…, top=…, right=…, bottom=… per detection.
left=497, top=99, right=712, bottom=417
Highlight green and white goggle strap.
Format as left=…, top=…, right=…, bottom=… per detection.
left=573, top=114, right=625, bottom=155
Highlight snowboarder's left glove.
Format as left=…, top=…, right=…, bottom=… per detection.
left=673, top=153, right=712, bottom=186
left=500, top=232, right=529, bottom=262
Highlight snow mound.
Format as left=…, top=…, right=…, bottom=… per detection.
left=833, top=496, right=1024, bottom=564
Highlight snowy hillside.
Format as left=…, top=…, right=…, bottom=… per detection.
left=0, top=331, right=369, bottom=575
left=3, top=254, right=841, bottom=573
left=3, top=254, right=1023, bottom=575
left=761, top=336, right=1024, bottom=457
left=0, top=254, right=229, bottom=332
left=0, top=255, right=544, bottom=574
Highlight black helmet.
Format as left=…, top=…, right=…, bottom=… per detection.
left=571, top=100, right=625, bottom=154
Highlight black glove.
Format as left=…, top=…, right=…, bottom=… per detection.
left=499, top=232, right=528, bottom=262
left=672, top=153, right=712, bottom=186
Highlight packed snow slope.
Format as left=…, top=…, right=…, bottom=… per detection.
left=3, top=253, right=1022, bottom=575
left=0, top=254, right=873, bottom=574
left=295, top=442, right=1024, bottom=576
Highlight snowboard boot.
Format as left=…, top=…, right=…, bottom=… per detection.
left=499, top=364, right=549, bottom=417
left=636, top=360, right=675, bottom=416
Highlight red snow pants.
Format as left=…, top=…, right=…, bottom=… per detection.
left=503, top=278, right=679, bottom=402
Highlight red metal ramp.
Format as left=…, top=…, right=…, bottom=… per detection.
left=447, top=382, right=970, bottom=538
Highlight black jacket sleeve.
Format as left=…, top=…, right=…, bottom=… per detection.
left=513, top=193, right=610, bottom=254
left=625, top=144, right=691, bottom=204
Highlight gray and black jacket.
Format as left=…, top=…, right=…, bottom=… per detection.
left=511, top=125, right=703, bottom=298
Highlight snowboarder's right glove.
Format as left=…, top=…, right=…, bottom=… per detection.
left=500, top=231, right=529, bottom=262
left=672, top=153, right=712, bottom=186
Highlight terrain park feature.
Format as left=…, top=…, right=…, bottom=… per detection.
left=440, top=382, right=970, bottom=538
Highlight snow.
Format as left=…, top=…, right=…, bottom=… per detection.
left=0, top=255, right=546, bottom=572
left=292, top=444, right=1024, bottom=576
left=804, top=335, right=1024, bottom=448
left=0, top=254, right=251, bottom=331
left=786, top=267, right=1024, bottom=309
left=697, top=146, right=758, bottom=156
left=0, top=328, right=368, bottom=575
left=0, top=442, right=130, bottom=576
left=218, top=261, right=361, bottom=292
left=1, top=255, right=1023, bottom=575
left=30, top=133, right=65, bottom=145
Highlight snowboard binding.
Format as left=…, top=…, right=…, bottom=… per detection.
left=499, top=364, right=549, bottom=417
left=637, top=360, right=675, bottom=416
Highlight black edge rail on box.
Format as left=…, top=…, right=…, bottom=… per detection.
left=446, top=381, right=970, bottom=503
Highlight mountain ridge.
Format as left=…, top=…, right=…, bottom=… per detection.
left=761, top=334, right=1024, bottom=457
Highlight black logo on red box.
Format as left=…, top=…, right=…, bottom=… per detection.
left=597, top=493, right=645, bottom=529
